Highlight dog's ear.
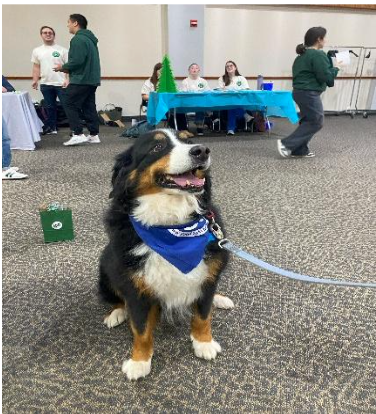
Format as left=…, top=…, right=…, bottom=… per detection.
left=109, top=147, right=134, bottom=199
left=111, top=147, right=133, bottom=188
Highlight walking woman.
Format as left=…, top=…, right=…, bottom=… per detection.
left=278, top=27, right=340, bottom=158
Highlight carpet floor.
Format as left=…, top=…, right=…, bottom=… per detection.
left=2, top=117, right=376, bottom=413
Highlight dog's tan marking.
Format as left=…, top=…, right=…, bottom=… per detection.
left=130, top=304, right=159, bottom=361
left=129, top=169, right=137, bottom=181
left=131, top=275, right=155, bottom=297
left=191, top=308, right=212, bottom=343
left=154, top=132, right=166, bottom=140
left=206, top=257, right=222, bottom=283
left=137, top=155, right=171, bottom=196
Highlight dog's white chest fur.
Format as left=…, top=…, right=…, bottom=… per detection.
left=133, top=245, right=208, bottom=309
left=132, top=192, right=209, bottom=309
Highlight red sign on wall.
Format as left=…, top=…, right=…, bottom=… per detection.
left=190, top=19, right=198, bottom=28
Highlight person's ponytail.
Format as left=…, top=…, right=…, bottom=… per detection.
left=296, top=43, right=307, bottom=55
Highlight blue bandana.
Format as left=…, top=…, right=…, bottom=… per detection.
left=129, top=216, right=216, bottom=274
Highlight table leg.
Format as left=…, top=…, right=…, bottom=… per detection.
left=174, top=108, right=178, bottom=130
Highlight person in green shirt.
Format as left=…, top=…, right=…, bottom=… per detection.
left=54, top=14, right=101, bottom=146
left=277, top=27, right=341, bottom=158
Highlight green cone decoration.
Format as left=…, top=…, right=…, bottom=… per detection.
left=157, top=55, right=178, bottom=93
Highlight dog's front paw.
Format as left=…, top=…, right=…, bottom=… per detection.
left=122, top=358, right=152, bottom=381
left=213, top=294, right=234, bottom=309
left=191, top=336, right=222, bottom=360
left=104, top=307, right=127, bottom=328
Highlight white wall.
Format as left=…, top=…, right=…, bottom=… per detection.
left=3, top=5, right=376, bottom=115
left=204, top=5, right=376, bottom=111
left=2, top=4, right=164, bottom=115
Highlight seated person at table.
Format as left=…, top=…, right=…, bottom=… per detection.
left=180, top=63, right=210, bottom=136
left=141, top=62, right=162, bottom=110
left=218, top=60, right=253, bottom=135
left=141, top=63, right=192, bottom=137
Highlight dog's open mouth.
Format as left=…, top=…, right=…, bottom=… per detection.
left=158, top=168, right=205, bottom=192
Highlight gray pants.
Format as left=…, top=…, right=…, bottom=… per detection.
left=282, top=90, right=324, bottom=155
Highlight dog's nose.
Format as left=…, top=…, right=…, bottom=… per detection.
left=189, top=145, right=210, bottom=162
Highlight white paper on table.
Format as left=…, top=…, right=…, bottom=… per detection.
left=335, top=50, right=351, bottom=66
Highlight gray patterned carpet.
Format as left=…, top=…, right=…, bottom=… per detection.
left=2, top=117, right=376, bottom=413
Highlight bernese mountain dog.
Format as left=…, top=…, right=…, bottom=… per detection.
left=99, top=128, right=234, bottom=380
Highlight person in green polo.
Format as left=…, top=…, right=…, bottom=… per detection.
left=54, top=14, right=101, bottom=146
left=277, top=27, right=341, bottom=158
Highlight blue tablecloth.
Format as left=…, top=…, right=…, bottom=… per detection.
left=147, top=90, right=299, bottom=125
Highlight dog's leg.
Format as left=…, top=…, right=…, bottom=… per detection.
left=122, top=304, right=159, bottom=381
left=190, top=290, right=221, bottom=360
left=213, top=293, right=235, bottom=309
left=103, top=303, right=127, bottom=328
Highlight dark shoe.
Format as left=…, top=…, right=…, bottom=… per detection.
left=197, top=128, right=204, bottom=136
left=291, top=152, right=315, bottom=158
left=42, top=126, right=57, bottom=135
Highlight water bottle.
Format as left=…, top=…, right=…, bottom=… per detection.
left=257, top=75, right=264, bottom=90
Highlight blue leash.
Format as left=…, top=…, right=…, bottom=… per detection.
left=218, top=239, right=376, bottom=289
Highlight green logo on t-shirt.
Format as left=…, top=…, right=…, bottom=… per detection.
left=198, top=83, right=204, bottom=88
left=52, top=51, right=60, bottom=57
left=237, top=80, right=242, bottom=86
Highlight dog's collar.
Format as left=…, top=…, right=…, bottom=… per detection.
left=129, top=215, right=216, bottom=274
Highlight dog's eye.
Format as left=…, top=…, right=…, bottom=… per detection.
left=151, top=142, right=166, bottom=153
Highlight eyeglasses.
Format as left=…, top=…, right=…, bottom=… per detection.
left=42, top=32, right=54, bottom=35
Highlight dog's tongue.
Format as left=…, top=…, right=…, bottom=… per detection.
left=171, top=171, right=205, bottom=187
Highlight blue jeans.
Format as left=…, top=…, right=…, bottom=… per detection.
left=227, top=108, right=245, bottom=131
left=2, top=116, right=12, bottom=169
left=40, top=84, right=65, bottom=130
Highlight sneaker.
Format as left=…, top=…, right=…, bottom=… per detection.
left=87, top=135, right=101, bottom=144
left=63, top=134, right=88, bottom=146
left=42, top=126, right=57, bottom=135
left=277, top=139, right=292, bottom=158
left=196, top=128, right=204, bottom=136
left=227, top=130, right=235, bottom=136
left=2, top=168, right=28, bottom=180
left=244, top=113, right=254, bottom=123
left=291, top=152, right=316, bottom=158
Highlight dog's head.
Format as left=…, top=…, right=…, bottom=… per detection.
left=110, top=129, right=212, bottom=213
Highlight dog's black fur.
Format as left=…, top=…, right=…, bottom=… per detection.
left=98, top=129, right=229, bottom=378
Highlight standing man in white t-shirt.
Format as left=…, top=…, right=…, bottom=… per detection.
left=31, top=26, right=68, bottom=135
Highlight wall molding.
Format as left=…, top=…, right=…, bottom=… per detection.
left=6, top=76, right=376, bottom=81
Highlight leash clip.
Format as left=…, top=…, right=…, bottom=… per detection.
left=209, top=223, right=224, bottom=240
left=218, top=238, right=229, bottom=249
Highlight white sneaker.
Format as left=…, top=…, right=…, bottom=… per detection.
left=2, top=168, right=28, bottom=180
left=244, top=113, right=254, bottom=123
left=87, top=135, right=101, bottom=144
left=227, top=130, right=235, bottom=136
left=63, top=134, right=88, bottom=146
left=277, top=139, right=292, bottom=158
